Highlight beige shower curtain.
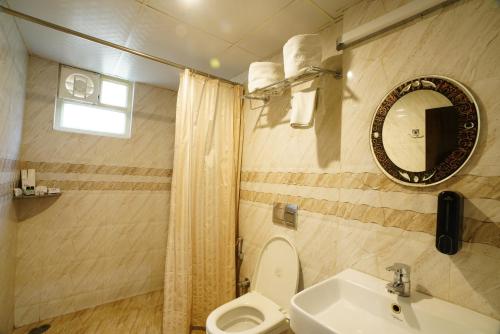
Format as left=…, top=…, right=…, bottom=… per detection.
left=163, top=69, right=243, bottom=334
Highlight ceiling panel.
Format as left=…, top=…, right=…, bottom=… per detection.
left=112, top=52, right=182, bottom=89
left=125, top=6, right=231, bottom=76
left=145, top=0, right=293, bottom=43
left=211, top=46, right=259, bottom=80
left=230, top=70, right=249, bottom=85
left=310, top=0, right=361, bottom=18
left=236, top=0, right=332, bottom=58
left=9, top=0, right=141, bottom=44
left=16, top=20, right=124, bottom=77
left=6, top=0, right=360, bottom=89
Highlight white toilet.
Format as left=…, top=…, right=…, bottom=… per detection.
left=206, top=236, right=300, bottom=334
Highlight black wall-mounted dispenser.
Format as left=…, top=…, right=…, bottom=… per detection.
left=436, top=191, right=463, bottom=255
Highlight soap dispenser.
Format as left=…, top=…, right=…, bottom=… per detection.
left=436, top=191, right=463, bottom=255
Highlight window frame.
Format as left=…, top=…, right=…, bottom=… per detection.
left=54, top=67, right=135, bottom=139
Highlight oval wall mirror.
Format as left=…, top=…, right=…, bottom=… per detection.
left=370, top=76, right=480, bottom=187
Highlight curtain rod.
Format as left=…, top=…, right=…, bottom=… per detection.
left=0, top=5, right=241, bottom=86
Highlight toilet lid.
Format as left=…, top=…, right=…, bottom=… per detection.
left=252, top=236, right=299, bottom=313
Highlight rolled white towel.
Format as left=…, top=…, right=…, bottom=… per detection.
left=290, top=88, right=317, bottom=128
left=248, top=62, right=284, bottom=93
left=283, top=34, right=322, bottom=78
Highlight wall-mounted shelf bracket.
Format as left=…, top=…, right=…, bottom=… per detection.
left=13, top=193, right=62, bottom=200
left=243, top=66, right=342, bottom=105
left=244, top=95, right=270, bottom=103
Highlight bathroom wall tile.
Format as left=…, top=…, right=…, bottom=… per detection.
left=21, top=56, right=176, bottom=168
left=449, top=250, right=500, bottom=320
left=461, top=241, right=500, bottom=261
left=15, top=304, right=40, bottom=328
left=238, top=240, right=260, bottom=284
left=14, top=267, right=43, bottom=308
left=15, top=55, right=176, bottom=325
left=41, top=263, right=75, bottom=303
left=39, top=228, right=78, bottom=266
left=71, top=290, right=104, bottom=314
left=16, top=222, right=42, bottom=261
left=239, top=0, right=500, bottom=321
left=150, top=275, right=165, bottom=292
left=119, top=278, right=154, bottom=299
left=294, top=213, right=338, bottom=280
left=412, top=247, right=451, bottom=300
left=334, top=220, right=377, bottom=274
left=0, top=9, right=27, bottom=332
left=38, top=297, right=76, bottom=321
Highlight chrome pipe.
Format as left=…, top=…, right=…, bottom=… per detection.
left=0, top=5, right=240, bottom=86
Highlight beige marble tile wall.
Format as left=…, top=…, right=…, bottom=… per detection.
left=239, top=0, right=500, bottom=321
left=14, top=55, right=176, bottom=327
left=0, top=4, right=28, bottom=333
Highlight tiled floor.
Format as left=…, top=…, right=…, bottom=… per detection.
left=13, top=291, right=163, bottom=334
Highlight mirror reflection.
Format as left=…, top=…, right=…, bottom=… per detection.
left=382, top=90, right=454, bottom=172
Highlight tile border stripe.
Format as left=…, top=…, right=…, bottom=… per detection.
left=240, top=190, right=500, bottom=248
left=21, top=161, right=173, bottom=177
left=241, top=171, right=500, bottom=200
left=1, top=159, right=172, bottom=192
left=37, top=179, right=171, bottom=191
left=0, top=158, right=20, bottom=172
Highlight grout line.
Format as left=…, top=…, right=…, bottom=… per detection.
left=306, top=0, right=336, bottom=21
left=142, top=0, right=297, bottom=78
left=4, top=0, right=31, bottom=54
left=227, top=0, right=296, bottom=52
left=224, top=0, right=296, bottom=48
left=143, top=4, right=235, bottom=45
left=112, top=3, right=146, bottom=77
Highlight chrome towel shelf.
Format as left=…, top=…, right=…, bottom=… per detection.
left=13, top=193, right=62, bottom=200
left=243, top=66, right=342, bottom=103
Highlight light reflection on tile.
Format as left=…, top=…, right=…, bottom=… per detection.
left=239, top=0, right=500, bottom=321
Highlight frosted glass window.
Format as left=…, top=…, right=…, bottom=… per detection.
left=100, top=80, right=129, bottom=108
left=55, top=68, right=133, bottom=139
left=59, top=102, right=127, bottom=135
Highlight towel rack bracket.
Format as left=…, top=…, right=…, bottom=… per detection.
left=243, top=66, right=342, bottom=104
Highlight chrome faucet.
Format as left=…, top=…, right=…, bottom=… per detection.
left=386, top=263, right=411, bottom=297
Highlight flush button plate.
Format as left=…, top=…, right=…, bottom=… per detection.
left=273, top=202, right=298, bottom=229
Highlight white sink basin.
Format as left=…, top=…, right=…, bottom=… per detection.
left=290, top=269, right=500, bottom=334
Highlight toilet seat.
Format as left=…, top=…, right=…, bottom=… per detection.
left=206, top=292, right=288, bottom=334
left=206, top=236, right=299, bottom=334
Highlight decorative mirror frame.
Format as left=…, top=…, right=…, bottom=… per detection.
left=370, top=75, right=480, bottom=187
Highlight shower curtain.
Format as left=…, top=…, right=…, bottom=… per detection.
left=163, top=69, right=243, bottom=333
